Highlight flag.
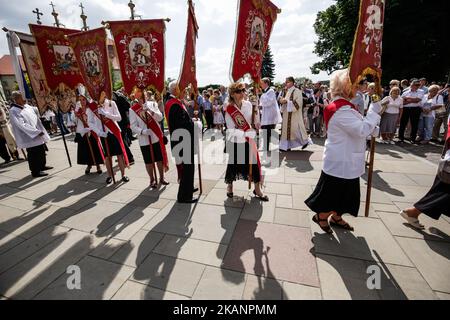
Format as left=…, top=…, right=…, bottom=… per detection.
left=178, top=0, right=199, bottom=96
left=108, top=19, right=167, bottom=96
left=349, top=0, right=386, bottom=95
left=231, top=0, right=281, bottom=83
left=6, top=31, right=27, bottom=97
left=29, top=24, right=85, bottom=112
left=12, top=30, right=57, bottom=112
left=67, top=28, right=112, bottom=102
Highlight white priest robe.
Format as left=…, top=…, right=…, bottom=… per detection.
left=280, top=86, right=309, bottom=151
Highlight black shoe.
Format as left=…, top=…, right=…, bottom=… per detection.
left=301, top=144, right=309, bottom=150
left=32, top=172, right=49, bottom=178
left=122, top=176, right=130, bottom=183
left=129, top=161, right=135, bottom=166
left=85, top=168, right=91, bottom=175
left=193, top=187, right=199, bottom=193
left=253, top=190, right=269, bottom=202
left=178, top=198, right=199, bottom=204
left=42, top=166, right=54, bottom=171
left=106, top=177, right=113, bottom=185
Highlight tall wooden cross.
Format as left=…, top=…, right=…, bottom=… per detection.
left=80, top=2, right=89, bottom=31
left=32, top=8, right=43, bottom=25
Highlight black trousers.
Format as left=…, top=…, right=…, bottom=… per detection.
left=177, top=163, right=195, bottom=202
left=205, top=110, right=214, bottom=129
left=0, top=136, right=11, bottom=162
left=261, top=124, right=276, bottom=153
left=399, top=107, right=422, bottom=141
left=26, top=144, right=46, bottom=176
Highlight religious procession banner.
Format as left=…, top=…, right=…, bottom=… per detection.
left=29, top=24, right=84, bottom=112
left=67, top=28, right=112, bottom=102
left=13, top=31, right=57, bottom=112
left=178, top=0, right=199, bottom=96
left=231, top=0, right=281, bottom=83
left=108, top=19, right=167, bottom=96
left=349, top=0, right=386, bottom=95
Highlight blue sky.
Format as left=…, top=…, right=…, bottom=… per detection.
left=0, top=0, right=334, bottom=85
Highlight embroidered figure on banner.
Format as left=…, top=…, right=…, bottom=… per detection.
left=241, top=10, right=267, bottom=73
left=83, top=50, right=101, bottom=77
left=362, top=0, right=384, bottom=68
left=52, top=45, right=79, bottom=74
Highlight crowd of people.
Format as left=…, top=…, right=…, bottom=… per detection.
left=1, top=70, right=449, bottom=231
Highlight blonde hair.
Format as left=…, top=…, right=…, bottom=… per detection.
left=428, top=84, right=440, bottom=93
left=367, top=82, right=376, bottom=90
left=390, top=86, right=401, bottom=96
left=228, top=82, right=245, bottom=105
left=330, top=69, right=352, bottom=99
left=390, top=79, right=400, bottom=86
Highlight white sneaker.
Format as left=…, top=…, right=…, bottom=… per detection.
left=400, top=211, right=425, bottom=230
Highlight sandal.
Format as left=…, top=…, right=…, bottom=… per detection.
left=312, top=213, right=333, bottom=234
left=150, top=180, right=158, bottom=189
left=330, top=216, right=354, bottom=231
left=85, top=167, right=91, bottom=175
left=159, top=180, right=170, bottom=186
left=106, top=177, right=113, bottom=185
left=253, top=190, right=269, bottom=202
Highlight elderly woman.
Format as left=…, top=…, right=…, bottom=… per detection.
left=401, top=114, right=450, bottom=228
left=305, top=69, right=381, bottom=234
left=380, top=86, right=403, bottom=144
left=417, top=85, right=445, bottom=144
left=224, top=82, right=268, bottom=201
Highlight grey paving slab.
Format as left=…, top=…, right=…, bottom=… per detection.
left=132, top=253, right=205, bottom=297
left=192, top=266, right=246, bottom=300
left=274, top=208, right=311, bottom=228
left=241, top=194, right=276, bottom=223
left=242, top=274, right=283, bottom=300
left=263, top=183, right=292, bottom=195
left=275, top=195, right=293, bottom=209
left=153, top=234, right=227, bottom=268
left=89, top=238, right=126, bottom=260
left=396, top=237, right=450, bottom=293
left=436, top=292, right=450, bottom=300
left=0, top=229, right=26, bottom=256
left=0, top=229, right=101, bottom=299
left=0, top=196, right=41, bottom=212
left=34, top=255, right=135, bottom=300
left=0, top=226, right=69, bottom=274
left=202, top=188, right=249, bottom=208
left=311, top=215, right=414, bottom=267
left=109, top=230, right=164, bottom=268
left=378, top=211, right=450, bottom=243
left=112, top=280, right=190, bottom=300
left=143, top=202, right=241, bottom=244
left=282, top=282, right=322, bottom=300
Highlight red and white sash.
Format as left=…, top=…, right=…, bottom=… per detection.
left=75, top=107, right=105, bottom=162
left=87, top=102, right=129, bottom=166
left=225, top=103, right=262, bottom=182
left=323, top=99, right=358, bottom=129
left=131, top=102, right=169, bottom=171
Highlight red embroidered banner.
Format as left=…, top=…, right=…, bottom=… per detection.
left=178, top=0, right=199, bottom=95
left=231, top=0, right=280, bottom=83
left=67, top=28, right=112, bottom=102
left=109, top=19, right=166, bottom=96
left=349, top=0, right=386, bottom=95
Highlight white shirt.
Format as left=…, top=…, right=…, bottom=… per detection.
left=421, top=94, right=444, bottom=118
left=381, top=96, right=403, bottom=114
left=260, top=88, right=282, bottom=126
left=9, top=104, right=50, bottom=149
left=130, top=101, right=163, bottom=146
left=74, top=104, right=95, bottom=136
left=323, top=100, right=381, bottom=179
left=401, top=89, right=425, bottom=108
left=225, top=100, right=256, bottom=144
left=88, top=99, right=122, bottom=137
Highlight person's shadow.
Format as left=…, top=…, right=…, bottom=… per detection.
left=311, top=230, right=408, bottom=300
left=132, top=201, right=196, bottom=300
left=404, top=224, right=450, bottom=260
left=279, top=151, right=314, bottom=174
left=361, top=170, right=404, bottom=197
left=220, top=198, right=286, bottom=300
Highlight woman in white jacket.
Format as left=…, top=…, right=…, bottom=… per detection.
left=305, top=69, right=381, bottom=234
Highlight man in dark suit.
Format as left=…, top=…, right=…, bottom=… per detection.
left=165, top=82, right=198, bottom=203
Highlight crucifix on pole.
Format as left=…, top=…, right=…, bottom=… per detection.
left=32, top=8, right=43, bottom=25
left=128, top=0, right=141, bottom=20
left=80, top=2, right=89, bottom=31
left=50, top=2, right=65, bottom=28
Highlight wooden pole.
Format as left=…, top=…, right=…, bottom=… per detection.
left=365, top=136, right=376, bottom=217
left=57, top=105, right=72, bottom=167
left=85, top=133, right=97, bottom=167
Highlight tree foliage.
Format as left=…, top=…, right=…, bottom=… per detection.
left=311, top=0, right=450, bottom=83
left=261, top=45, right=276, bottom=82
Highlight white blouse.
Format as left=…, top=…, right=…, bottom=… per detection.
left=381, top=96, right=403, bottom=114
left=130, top=101, right=163, bottom=146
left=88, top=99, right=122, bottom=137
left=224, top=100, right=257, bottom=144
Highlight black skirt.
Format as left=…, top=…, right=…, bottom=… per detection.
left=225, top=141, right=261, bottom=184
left=305, top=171, right=361, bottom=217
left=140, top=142, right=163, bottom=164
left=414, top=176, right=450, bottom=219
left=76, top=133, right=104, bottom=166
left=101, top=132, right=123, bottom=157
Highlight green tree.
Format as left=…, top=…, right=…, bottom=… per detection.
left=261, top=45, right=276, bottom=81
left=311, top=0, right=450, bottom=83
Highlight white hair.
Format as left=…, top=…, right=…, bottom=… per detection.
left=330, top=68, right=352, bottom=99
left=11, top=91, right=24, bottom=102
left=168, top=81, right=178, bottom=95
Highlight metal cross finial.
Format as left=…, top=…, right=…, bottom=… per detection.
left=50, top=1, right=56, bottom=12
left=80, top=2, right=89, bottom=31
left=128, top=0, right=136, bottom=20
left=32, top=8, right=43, bottom=25
left=50, top=2, right=64, bottom=28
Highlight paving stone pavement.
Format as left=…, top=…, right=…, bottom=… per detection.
left=0, top=130, right=448, bottom=300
